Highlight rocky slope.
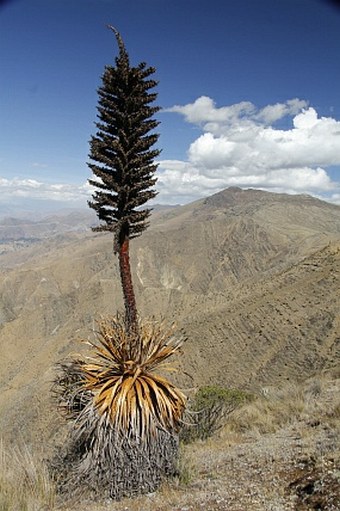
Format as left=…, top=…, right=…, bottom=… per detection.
left=0, top=187, right=339, bottom=445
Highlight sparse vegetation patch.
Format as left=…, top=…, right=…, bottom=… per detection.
left=181, top=385, right=252, bottom=443
left=0, top=440, right=56, bottom=511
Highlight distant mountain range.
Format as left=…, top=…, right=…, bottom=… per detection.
left=0, top=208, right=94, bottom=240
left=0, top=187, right=339, bottom=446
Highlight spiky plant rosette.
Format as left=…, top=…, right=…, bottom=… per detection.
left=53, top=315, right=186, bottom=499
left=80, top=315, right=187, bottom=438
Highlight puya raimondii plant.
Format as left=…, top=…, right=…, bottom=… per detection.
left=53, top=27, right=186, bottom=500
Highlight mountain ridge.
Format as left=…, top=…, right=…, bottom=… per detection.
left=0, top=187, right=339, bottom=446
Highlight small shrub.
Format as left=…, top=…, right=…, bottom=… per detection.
left=180, top=385, right=252, bottom=443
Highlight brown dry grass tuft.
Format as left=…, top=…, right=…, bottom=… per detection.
left=0, top=440, right=56, bottom=511
left=226, top=377, right=336, bottom=435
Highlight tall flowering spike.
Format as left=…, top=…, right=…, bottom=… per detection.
left=107, top=25, right=129, bottom=65
left=88, top=27, right=161, bottom=332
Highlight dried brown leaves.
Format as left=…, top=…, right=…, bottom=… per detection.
left=80, top=316, right=186, bottom=438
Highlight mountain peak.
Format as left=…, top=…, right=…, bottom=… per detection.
left=202, top=186, right=262, bottom=209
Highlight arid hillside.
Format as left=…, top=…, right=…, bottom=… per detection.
left=0, top=187, right=339, bottom=445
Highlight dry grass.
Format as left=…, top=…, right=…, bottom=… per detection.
left=0, top=440, right=56, bottom=511
left=225, top=376, right=335, bottom=436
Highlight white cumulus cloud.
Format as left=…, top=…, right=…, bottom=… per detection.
left=1, top=97, right=340, bottom=210
left=159, top=97, right=340, bottom=204
left=0, top=177, right=92, bottom=204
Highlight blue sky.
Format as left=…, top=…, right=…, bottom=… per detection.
left=1, top=0, right=340, bottom=212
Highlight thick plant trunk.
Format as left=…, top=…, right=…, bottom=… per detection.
left=118, top=236, right=138, bottom=333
